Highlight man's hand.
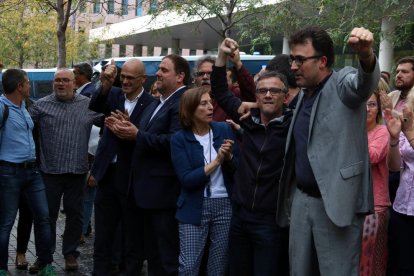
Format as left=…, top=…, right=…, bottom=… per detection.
left=111, top=120, right=139, bottom=140
left=100, top=59, right=117, bottom=93
left=217, top=38, right=239, bottom=67
left=228, top=48, right=242, bottom=70
left=348, top=27, right=374, bottom=59
left=238, top=102, right=258, bottom=120
left=87, top=174, right=97, bottom=188
left=111, top=109, right=130, bottom=122
left=348, top=27, right=376, bottom=72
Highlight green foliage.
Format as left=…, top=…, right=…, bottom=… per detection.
left=0, top=0, right=99, bottom=68
left=238, top=0, right=414, bottom=56
left=153, top=0, right=261, bottom=38
left=0, top=0, right=57, bottom=68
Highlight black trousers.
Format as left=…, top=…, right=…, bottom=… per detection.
left=388, top=209, right=414, bottom=275
left=124, top=194, right=179, bottom=276
left=93, top=165, right=126, bottom=276
left=42, top=172, right=86, bottom=258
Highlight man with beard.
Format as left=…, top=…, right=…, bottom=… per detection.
left=387, top=57, right=414, bottom=112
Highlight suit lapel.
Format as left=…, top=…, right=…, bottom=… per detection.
left=129, top=92, right=151, bottom=124
left=143, top=87, right=185, bottom=130
left=286, top=91, right=304, bottom=151
left=116, top=93, right=126, bottom=113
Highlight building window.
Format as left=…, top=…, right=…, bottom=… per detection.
left=135, top=0, right=142, bottom=16
left=93, top=0, right=100, bottom=13
left=107, top=0, right=114, bottom=14
left=149, top=0, right=157, bottom=13
left=121, top=0, right=128, bottom=15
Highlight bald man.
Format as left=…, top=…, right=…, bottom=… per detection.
left=89, top=59, right=155, bottom=275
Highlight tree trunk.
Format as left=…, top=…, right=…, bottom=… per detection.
left=57, top=28, right=66, bottom=68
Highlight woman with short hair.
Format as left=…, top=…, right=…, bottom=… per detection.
left=171, top=86, right=237, bottom=275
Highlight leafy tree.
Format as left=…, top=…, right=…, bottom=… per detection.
left=153, top=0, right=262, bottom=39
left=239, top=0, right=414, bottom=58
left=0, top=0, right=57, bottom=68
left=35, top=0, right=84, bottom=68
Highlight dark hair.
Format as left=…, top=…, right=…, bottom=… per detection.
left=163, top=54, right=191, bottom=86
left=74, top=62, right=93, bottom=81
left=179, top=86, right=210, bottom=129
left=256, top=71, right=289, bottom=93
left=195, top=55, right=215, bottom=75
left=267, top=54, right=297, bottom=88
left=2, top=69, right=27, bottom=94
left=289, top=26, right=335, bottom=68
left=397, top=56, right=414, bottom=71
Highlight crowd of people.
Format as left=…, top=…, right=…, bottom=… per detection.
left=0, top=24, right=414, bottom=276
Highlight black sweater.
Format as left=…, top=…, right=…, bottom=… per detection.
left=211, top=65, right=292, bottom=215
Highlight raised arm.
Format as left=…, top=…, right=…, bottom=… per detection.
left=211, top=38, right=244, bottom=123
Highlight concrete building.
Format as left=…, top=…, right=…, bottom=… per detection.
left=79, top=1, right=413, bottom=75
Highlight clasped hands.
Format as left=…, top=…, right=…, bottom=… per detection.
left=384, top=106, right=414, bottom=141
left=105, top=109, right=138, bottom=140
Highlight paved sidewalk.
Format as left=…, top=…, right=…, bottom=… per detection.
left=7, top=210, right=94, bottom=276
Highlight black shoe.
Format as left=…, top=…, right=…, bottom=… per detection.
left=29, top=259, right=40, bottom=274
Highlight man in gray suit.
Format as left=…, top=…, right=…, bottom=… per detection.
left=277, top=26, right=380, bottom=275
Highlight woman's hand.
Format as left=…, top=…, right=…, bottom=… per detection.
left=384, top=108, right=401, bottom=140
left=219, top=139, right=234, bottom=161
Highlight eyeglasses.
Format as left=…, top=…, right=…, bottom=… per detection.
left=366, top=101, right=378, bottom=109
left=54, top=78, right=73, bottom=84
left=256, top=88, right=286, bottom=95
left=196, top=71, right=212, bottom=77
left=120, top=74, right=143, bottom=81
left=289, top=55, right=322, bottom=66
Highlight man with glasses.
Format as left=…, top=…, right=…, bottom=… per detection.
left=89, top=58, right=154, bottom=275
left=0, top=69, right=56, bottom=276
left=28, top=69, right=102, bottom=272
left=210, top=38, right=292, bottom=275
left=277, top=26, right=380, bottom=275
left=194, top=55, right=240, bottom=121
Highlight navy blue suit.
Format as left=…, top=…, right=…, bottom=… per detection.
left=89, top=87, right=154, bottom=275
left=128, top=86, right=186, bottom=276
left=80, top=83, right=97, bottom=98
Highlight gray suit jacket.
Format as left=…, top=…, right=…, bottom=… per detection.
left=277, top=61, right=380, bottom=227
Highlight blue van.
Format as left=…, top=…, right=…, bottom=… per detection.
left=93, top=55, right=273, bottom=89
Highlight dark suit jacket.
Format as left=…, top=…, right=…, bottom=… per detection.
left=90, top=87, right=154, bottom=194
left=80, top=82, right=97, bottom=98
left=130, top=86, right=186, bottom=209
left=277, top=62, right=380, bottom=227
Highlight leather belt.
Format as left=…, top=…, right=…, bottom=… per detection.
left=0, top=160, right=37, bottom=169
left=297, top=184, right=322, bottom=198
